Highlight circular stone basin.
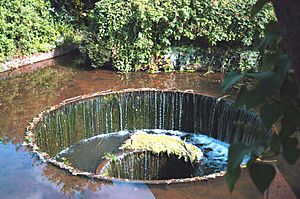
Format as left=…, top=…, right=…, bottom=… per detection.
left=96, top=150, right=197, bottom=181
left=24, top=89, right=272, bottom=184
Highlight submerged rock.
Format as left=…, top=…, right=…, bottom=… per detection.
left=119, top=131, right=203, bottom=163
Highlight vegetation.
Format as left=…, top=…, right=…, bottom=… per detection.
left=49, top=0, right=97, bottom=25
left=161, top=46, right=260, bottom=72
left=0, top=0, right=80, bottom=65
left=222, top=0, right=300, bottom=193
left=119, top=132, right=202, bottom=162
left=0, top=0, right=275, bottom=73
left=79, top=0, right=275, bottom=71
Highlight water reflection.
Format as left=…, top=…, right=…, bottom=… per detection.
left=0, top=56, right=264, bottom=198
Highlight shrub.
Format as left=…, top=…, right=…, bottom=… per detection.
left=0, top=0, right=56, bottom=62
left=80, top=0, right=275, bottom=71
left=0, top=0, right=80, bottom=64
left=49, top=0, right=98, bottom=25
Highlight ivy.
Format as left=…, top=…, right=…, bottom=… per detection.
left=80, top=0, right=275, bottom=71
left=0, top=0, right=81, bottom=66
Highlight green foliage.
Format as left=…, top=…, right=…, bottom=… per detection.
left=226, top=143, right=250, bottom=192
left=251, top=0, right=270, bottom=17
left=0, top=0, right=55, bottom=62
left=221, top=71, right=245, bottom=92
left=50, top=0, right=97, bottom=25
left=0, top=0, right=80, bottom=64
left=222, top=0, right=300, bottom=193
left=80, top=0, right=275, bottom=71
left=103, top=153, right=119, bottom=162
left=248, top=162, right=276, bottom=193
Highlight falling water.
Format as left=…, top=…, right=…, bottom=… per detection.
left=34, top=90, right=271, bottom=157
left=30, top=90, right=272, bottom=181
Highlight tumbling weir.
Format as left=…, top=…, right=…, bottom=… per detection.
left=24, top=89, right=272, bottom=184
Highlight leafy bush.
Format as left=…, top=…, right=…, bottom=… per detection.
left=0, top=0, right=80, bottom=63
left=49, top=0, right=98, bottom=24
left=0, top=0, right=55, bottom=62
left=80, top=0, right=275, bottom=71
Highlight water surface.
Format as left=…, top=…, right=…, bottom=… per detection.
left=0, top=55, right=265, bottom=198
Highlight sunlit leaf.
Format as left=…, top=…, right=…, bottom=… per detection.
left=249, top=163, right=276, bottom=193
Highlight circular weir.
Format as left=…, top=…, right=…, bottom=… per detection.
left=25, top=89, right=272, bottom=184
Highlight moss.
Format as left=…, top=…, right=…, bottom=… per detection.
left=102, top=153, right=119, bottom=162
left=119, top=132, right=202, bottom=162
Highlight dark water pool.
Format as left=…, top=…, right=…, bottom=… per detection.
left=0, top=54, right=276, bottom=198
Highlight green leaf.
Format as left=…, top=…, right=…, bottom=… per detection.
left=269, top=135, right=281, bottom=153
left=276, top=54, right=291, bottom=75
left=280, top=117, right=297, bottom=138
left=234, top=88, right=264, bottom=109
left=249, top=163, right=276, bottom=193
left=258, top=35, right=272, bottom=54
left=221, top=71, right=245, bottom=93
left=227, top=143, right=249, bottom=172
left=282, top=137, right=298, bottom=150
left=233, top=86, right=247, bottom=109
left=251, top=0, right=269, bottom=17
left=264, top=21, right=281, bottom=35
left=261, top=53, right=277, bottom=71
left=226, top=143, right=250, bottom=192
left=258, top=72, right=284, bottom=96
left=246, top=71, right=273, bottom=79
left=258, top=21, right=281, bottom=54
left=283, top=148, right=300, bottom=165
left=281, top=137, right=299, bottom=164
left=283, top=104, right=300, bottom=127
left=280, top=79, right=298, bottom=102
left=226, top=166, right=241, bottom=192
left=260, top=103, right=282, bottom=129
